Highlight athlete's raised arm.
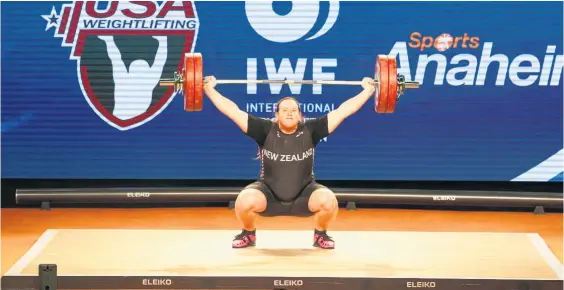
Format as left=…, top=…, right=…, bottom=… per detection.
left=203, top=76, right=250, bottom=133
left=327, top=77, right=376, bottom=133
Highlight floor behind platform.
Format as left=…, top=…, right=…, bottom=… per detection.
left=4, top=229, right=563, bottom=279
left=2, top=207, right=563, bottom=276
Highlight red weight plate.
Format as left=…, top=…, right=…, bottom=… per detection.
left=387, top=56, right=398, bottom=113
left=192, top=53, right=204, bottom=111
left=183, top=53, right=195, bottom=112
left=375, top=55, right=389, bottom=113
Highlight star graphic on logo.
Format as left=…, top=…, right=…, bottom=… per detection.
left=41, top=6, right=59, bottom=31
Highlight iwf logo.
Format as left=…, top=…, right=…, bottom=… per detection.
left=41, top=1, right=199, bottom=130
left=245, top=1, right=339, bottom=43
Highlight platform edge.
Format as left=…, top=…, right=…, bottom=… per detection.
left=526, top=233, right=564, bottom=279
left=4, top=229, right=59, bottom=275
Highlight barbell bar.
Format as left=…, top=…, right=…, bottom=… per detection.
left=159, top=53, right=420, bottom=113
left=161, top=79, right=420, bottom=87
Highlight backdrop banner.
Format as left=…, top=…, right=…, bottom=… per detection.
left=1, top=1, right=562, bottom=182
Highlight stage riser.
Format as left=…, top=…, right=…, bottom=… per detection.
left=2, top=276, right=563, bottom=290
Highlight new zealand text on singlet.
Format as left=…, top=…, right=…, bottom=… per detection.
left=246, top=114, right=329, bottom=201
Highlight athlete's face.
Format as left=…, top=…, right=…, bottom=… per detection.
left=276, top=99, right=301, bottom=129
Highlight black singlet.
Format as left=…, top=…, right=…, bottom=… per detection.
left=245, top=114, right=330, bottom=202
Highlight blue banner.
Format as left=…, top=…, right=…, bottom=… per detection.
left=1, top=1, right=562, bottom=181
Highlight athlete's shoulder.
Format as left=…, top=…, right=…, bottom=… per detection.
left=249, top=115, right=275, bottom=123
left=248, top=115, right=275, bottom=127
left=303, top=115, right=329, bottom=145
left=303, top=115, right=328, bottom=129
left=304, top=114, right=328, bottom=122
left=246, top=115, right=275, bottom=145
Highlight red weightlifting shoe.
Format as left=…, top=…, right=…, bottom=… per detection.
left=232, top=229, right=256, bottom=248
left=313, top=229, right=335, bottom=249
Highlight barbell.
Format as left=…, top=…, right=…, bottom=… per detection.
left=159, top=53, right=420, bottom=113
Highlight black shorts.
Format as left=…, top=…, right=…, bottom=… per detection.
left=243, top=180, right=327, bottom=217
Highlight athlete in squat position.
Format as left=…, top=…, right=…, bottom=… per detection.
left=203, top=76, right=376, bottom=249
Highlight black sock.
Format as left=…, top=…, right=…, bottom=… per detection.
left=243, top=229, right=256, bottom=234
left=314, top=229, right=326, bottom=235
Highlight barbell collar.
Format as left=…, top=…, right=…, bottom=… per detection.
left=404, top=82, right=419, bottom=89
left=159, top=79, right=176, bottom=86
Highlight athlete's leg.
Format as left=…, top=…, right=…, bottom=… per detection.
left=308, top=187, right=339, bottom=232
left=235, top=185, right=267, bottom=231
left=290, top=182, right=339, bottom=249
left=307, top=184, right=338, bottom=249
left=232, top=182, right=268, bottom=248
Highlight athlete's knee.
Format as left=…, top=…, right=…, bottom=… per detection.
left=320, top=191, right=338, bottom=212
left=235, top=189, right=267, bottom=213
left=310, top=189, right=338, bottom=212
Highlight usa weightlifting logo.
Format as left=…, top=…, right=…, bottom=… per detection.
left=245, top=1, right=339, bottom=43
left=41, top=1, right=199, bottom=130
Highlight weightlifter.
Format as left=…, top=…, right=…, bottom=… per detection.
left=203, top=76, right=376, bottom=249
